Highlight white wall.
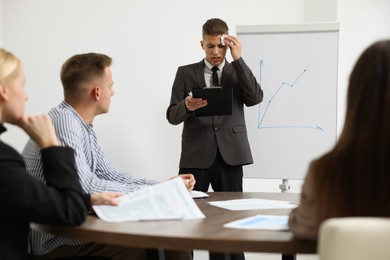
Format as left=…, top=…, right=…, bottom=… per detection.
left=2, top=0, right=305, bottom=187
left=336, top=0, right=390, bottom=135
left=2, top=0, right=390, bottom=194
left=305, top=0, right=337, bottom=22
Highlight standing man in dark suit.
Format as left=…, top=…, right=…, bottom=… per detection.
left=166, top=18, right=263, bottom=260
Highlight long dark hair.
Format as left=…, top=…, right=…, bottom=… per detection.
left=313, top=40, right=390, bottom=224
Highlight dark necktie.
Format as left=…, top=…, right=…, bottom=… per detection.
left=211, top=66, right=219, bottom=86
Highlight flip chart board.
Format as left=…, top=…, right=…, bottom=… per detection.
left=237, top=23, right=339, bottom=179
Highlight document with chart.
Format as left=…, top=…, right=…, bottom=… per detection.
left=93, top=178, right=205, bottom=222
left=224, top=215, right=289, bottom=230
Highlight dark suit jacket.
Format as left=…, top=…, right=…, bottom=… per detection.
left=0, top=124, right=89, bottom=260
left=167, top=58, right=263, bottom=168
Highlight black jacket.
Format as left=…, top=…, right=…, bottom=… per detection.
left=167, top=58, right=263, bottom=168
left=0, top=124, right=90, bottom=260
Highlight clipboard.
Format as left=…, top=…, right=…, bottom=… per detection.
left=192, top=87, right=233, bottom=117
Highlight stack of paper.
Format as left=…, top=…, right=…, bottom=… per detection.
left=93, top=178, right=205, bottom=222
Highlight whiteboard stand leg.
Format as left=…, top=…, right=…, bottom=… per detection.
left=279, top=179, right=291, bottom=193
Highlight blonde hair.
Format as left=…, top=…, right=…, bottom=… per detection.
left=0, top=48, right=21, bottom=86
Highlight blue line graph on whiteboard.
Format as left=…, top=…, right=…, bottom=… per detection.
left=256, top=60, right=323, bottom=132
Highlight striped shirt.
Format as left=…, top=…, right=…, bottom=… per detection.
left=22, top=101, right=159, bottom=255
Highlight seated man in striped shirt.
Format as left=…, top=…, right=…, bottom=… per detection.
left=22, top=53, right=194, bottom=260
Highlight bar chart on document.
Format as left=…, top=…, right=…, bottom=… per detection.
left=237, top=24, right=339, bottom=180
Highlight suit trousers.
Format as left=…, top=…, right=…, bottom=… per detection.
left=179, top=148, right=245, bottom=260
left=179, top=148, right=243, bottom=192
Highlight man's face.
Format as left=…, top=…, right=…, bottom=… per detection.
left=201, top=34, right=228, bottom=67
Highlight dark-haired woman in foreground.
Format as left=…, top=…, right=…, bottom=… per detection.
left=289, top=40, right=390, bottom=240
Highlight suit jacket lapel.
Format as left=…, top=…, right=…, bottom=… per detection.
left=195, top=60, right=207, bottom=89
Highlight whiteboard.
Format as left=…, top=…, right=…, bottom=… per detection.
left=237, top=23, right=339, bottom=180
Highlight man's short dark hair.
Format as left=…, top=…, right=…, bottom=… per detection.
left=202, top=18, right=229, bottom=37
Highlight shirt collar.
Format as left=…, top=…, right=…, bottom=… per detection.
left=60, top=101, right=94, bottom=128
left=204, top=59, right=225, bottom=71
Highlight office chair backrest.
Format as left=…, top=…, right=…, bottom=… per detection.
left=318, top=217, right=390, bottom=260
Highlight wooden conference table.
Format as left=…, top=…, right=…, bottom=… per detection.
left=32, top=192, right=317, bottom=260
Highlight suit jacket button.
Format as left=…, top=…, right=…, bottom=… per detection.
left=214, top=127, right=218, bottom=131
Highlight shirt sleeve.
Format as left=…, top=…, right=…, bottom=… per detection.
left=53, top=112, right=159, bottom=194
